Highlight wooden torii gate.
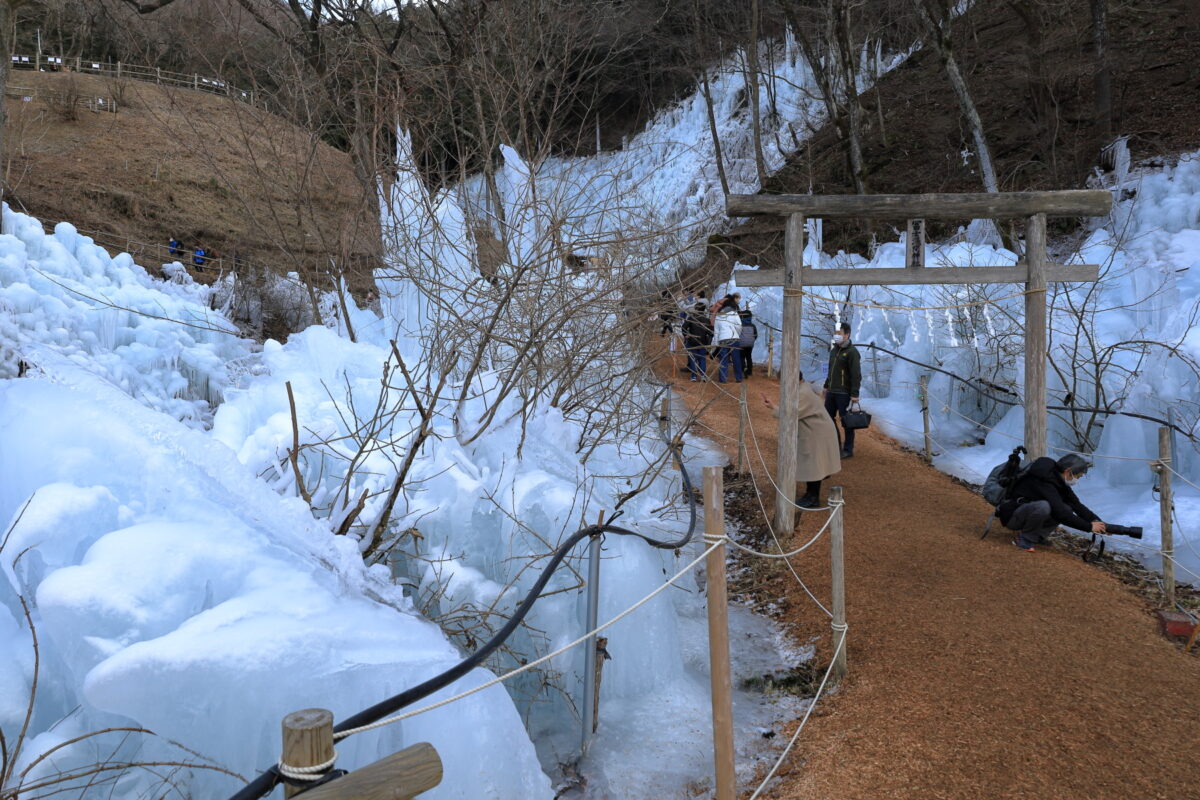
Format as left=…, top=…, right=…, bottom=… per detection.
left=724, top=190, right=1113, bottom=533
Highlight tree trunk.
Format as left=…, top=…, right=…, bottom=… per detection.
left=833, top=2, right=868, bottom=195
left=694, top=0, right=729, bottom=197
left=746, top=0, right=768, bottom=186
left=699, top=69, right=730, bottom=197
left=0, top=2, right=14, bottom=203
left=1090, top=0, right=1112, bottom=144
left=914, top=0, right=999, bottom=194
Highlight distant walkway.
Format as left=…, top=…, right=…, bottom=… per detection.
left=10, top=53, right=255, bottom=104
left=654, top=344, right=1200, bottom=799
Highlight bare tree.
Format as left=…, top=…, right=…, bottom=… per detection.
left=909, top=0, right=1000, bottom=194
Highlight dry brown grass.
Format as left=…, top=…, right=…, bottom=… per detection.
left=4, top=71, right=379, bottom=293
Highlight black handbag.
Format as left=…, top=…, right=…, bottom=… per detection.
left=842, top=401, right=872, bottom=430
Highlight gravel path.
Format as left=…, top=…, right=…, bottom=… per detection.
left=659, top=351, right=1200, bottom=800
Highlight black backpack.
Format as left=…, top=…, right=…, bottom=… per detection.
left=981, top=445, right=1028, bottom=507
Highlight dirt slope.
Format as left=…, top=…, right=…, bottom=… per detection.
left=4, top=70, right=378, bottom=287
left=655, top=347, right=1200, bottom=800
left=705, top=0, right=1200, bottom=272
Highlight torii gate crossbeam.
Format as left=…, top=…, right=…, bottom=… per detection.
left=723, top=190, right=1113, bottom=535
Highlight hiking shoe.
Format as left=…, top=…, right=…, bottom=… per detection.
left=689, top=376, right=698, bottom=382
left=796, top=495, right=819, bottom=509
left=840, top=448, right=853, bottom=459
left=1013, top=539, right=1035, bottom=552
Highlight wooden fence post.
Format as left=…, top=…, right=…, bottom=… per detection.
left=1158, top=427, right=1175, bottom=607
left=281, top=708, right=335, bottom=799
left=766, top=329, right=774, bottom=379
left=870, top=342, right=881, bottom=395
left=829, top=485, right=848, bottom=682
left=919, top=374, right=932, bottom=464
left=581, top=510, right=604, bottom=753
left=193, top=73, right=199, bottom=90
left=116, top=61, right=122, bottom=79
left=703, top=466, right=735, bottom=800
left=736, top=382, right=748, bottom=475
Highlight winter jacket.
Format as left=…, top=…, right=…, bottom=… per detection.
left=713, top=309, right=742, bottom=343
left=682, top=312, right=713, bottom=349
left=998, top=456, right=1100, bottom=533
left=736, top=317, right=758, bottom=348
left=773, top=380, right=841, bottom=482
left=824, top=341, right=861, bottom=396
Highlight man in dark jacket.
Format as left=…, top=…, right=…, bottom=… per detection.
left=736, top=309, right=758, bottom=377
left=822, top=322, right=862, bottom=458
left=682, top=303, right=713, bottom=381
left=999, top=453, right=1106, bottom=551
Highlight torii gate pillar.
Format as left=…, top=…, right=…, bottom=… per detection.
left=727, top=191, right=1111, bottom=533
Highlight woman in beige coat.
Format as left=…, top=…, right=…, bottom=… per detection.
left=761, top=372, right=842, bottom=508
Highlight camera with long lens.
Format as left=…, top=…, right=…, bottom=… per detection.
left=1105, top=523, right=1143, bottom=539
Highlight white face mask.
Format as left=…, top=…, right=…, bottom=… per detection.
left=1065, top=473, right=1080, bottom=486
left=832, top=334, right=844, bottom=344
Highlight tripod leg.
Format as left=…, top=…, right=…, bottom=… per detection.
left=981, top=511, right=996, bottom=540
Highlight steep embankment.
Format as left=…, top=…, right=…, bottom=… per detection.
left=4, top=70, right=378, bottom=284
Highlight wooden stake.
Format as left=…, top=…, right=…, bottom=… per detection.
left=582, top=510, right=604, bottom=751
left=736, top=382, right=749, bottom=475
left=829, top=485, right=848, bottom=682
left=298, top=742, right=443, bottom=800
left=774, top=214, right=804, bottom=535
left=871, top=344, right=881, bottom=396
left=703, top=466, right=735, bottom=800
left=281, top=708, right=335, bottom=799
left=919, top=374, right=932, bottom=464
left=1024, top=213, right=1049, bottom=459
left=766, top=329, right=775, bottom=379
left=1158, top=427, right=1175, bottom=608
left=660, top=396, right=670, bottom=423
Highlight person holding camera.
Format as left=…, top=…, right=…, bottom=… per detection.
left=999, top=453, right=1108, bottom=551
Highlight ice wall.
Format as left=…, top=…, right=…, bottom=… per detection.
left=0, top=207, right=553, bottom=799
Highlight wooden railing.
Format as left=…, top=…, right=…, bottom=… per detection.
left=10, top=53, right=255, bottom=105
left=5, top=83, right=118, bottom=114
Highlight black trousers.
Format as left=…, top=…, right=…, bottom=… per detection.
left=824, top=391, right=855, bottom=451
left=740, top=346, right=754, bottom=375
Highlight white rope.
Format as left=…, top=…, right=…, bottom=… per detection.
left=689, top=377, right=838, bottom=616
left=278, top=750, right=338, bottom=781
left=727, top=505, right=837, bottom=559
left=747, top=628, right=847, bottom=800
left=332, top=539, right=723, bottom=741
left=1164, top=462, right=1200, bottom=495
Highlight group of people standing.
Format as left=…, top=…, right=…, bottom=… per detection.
left=662, top=287, right=865, bottom=510
left=168, top=237, right=214, bottom=269
left=669, top=291, right=758, bottom=384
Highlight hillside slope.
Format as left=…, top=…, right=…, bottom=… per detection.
left=707, top=0, right=1200, bottom=269
left=4, top=70, right=378, bottom=286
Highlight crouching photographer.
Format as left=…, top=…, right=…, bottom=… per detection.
left=999, top=454, right=1140, bottom=551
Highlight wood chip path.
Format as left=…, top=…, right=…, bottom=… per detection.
left=655, top=346, right=1200, bottom=800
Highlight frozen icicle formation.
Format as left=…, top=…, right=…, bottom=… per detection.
left=0, top=366, right=553, bottom=799
left=0, top=205, right=251, bottom=425
left=378, top=131, right=477, bottom=343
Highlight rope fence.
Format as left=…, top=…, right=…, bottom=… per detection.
left=225, top=369, right=851, bottom=799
